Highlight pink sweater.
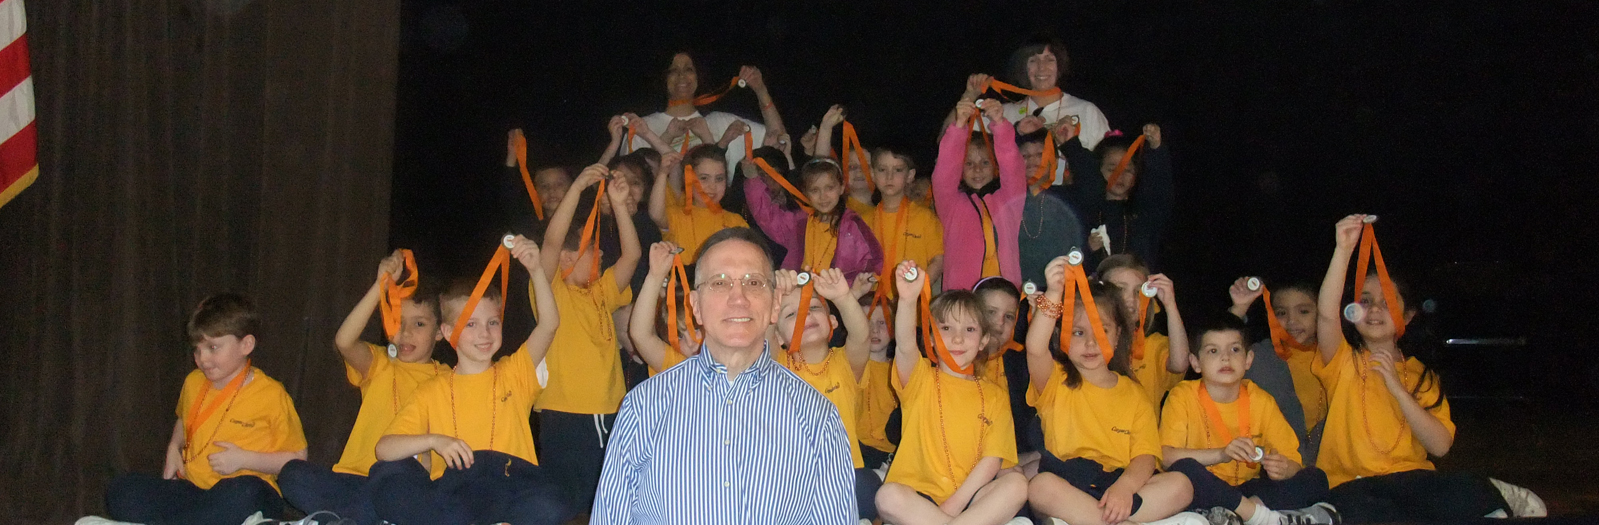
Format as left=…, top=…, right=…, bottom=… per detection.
left=932, top=118, right=1025, bottom=291
left=744, top=175, right=884, bottom=280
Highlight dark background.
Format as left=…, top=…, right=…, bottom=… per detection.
left=2, top=0, right=1597, bottom=522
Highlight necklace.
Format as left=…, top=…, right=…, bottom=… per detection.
left=449, top=366, right=500, bottom=451
left=934, top=369, right=988, bottom=480
left=183, top=369, right=250, bottom=463
left=1355, top=351, right=1407, bottom=455
left=788, top=347, right=833, bottom=377
left=1021, top=194, right=1046, bottom=239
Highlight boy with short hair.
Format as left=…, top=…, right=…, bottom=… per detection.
left=278, top=249, right=451, bottom=522
left=372, top=235, right=570, bottom=525
left=535, top=163, right=642, bottom=511
left=1161, top=315, right=1335, bottom=525
left=104, top=293, right=308, bottom=525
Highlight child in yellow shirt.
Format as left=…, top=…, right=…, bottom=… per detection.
left=1312, top=215, right=1534, bottom=522
left=372, top=235, right=569, bottom=525
left=104, top=293, right=308, bottom=525
left=865, top=146, right=945, bottom=286
left=628, top=241, right=700, bottom=376
left=1227, top=279, right=1326, bottom=466
left=1097, top=254, right=1191, bottom=406
left=877, top=260, right=1026, bottom=525
left=278, top=250, right=450, bottom=522
left=1025, top=255, right=1194, bottom=525
left=771, top=267, right=877, bottom=518
left=648, top=145, right=748, bottom=264
left=1162, top=315, right=1335, bottom=525
left=856, top=293, right=899, bottom=471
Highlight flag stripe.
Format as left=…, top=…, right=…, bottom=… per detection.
left=0, top=119, right=35, bottom=184
left=0, top=0, right=25, bottom=50
left=0, top=33, right=29, bottom=94
left=0, top=75, right=33, bottom=143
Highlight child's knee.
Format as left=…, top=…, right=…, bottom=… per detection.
left=1148, top=471, right=1195, bottom=499
left=992, top=471, right=1030, bottom=504
left=874, top=482, right=916, bottom=513
left=1027, top=471, right=1068, bottom=501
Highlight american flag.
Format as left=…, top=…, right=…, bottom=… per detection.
left=0, top=0, right=34, bottom=209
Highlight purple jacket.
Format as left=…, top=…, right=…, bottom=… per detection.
left=744, top=176, right=883, bottom=280
left=933, top=117, right=1025, bottom=291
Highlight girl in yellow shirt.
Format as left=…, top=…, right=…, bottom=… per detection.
left=877, top=260, right=1026, bottom=525
left=1025, top=255, right=1195, bottom=525
left=856, top=294, right=900, bottom=471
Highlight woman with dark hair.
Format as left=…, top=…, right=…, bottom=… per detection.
left=626, top=52, right=788, bottom=169
left=998, top=35, right=1112, bottom=161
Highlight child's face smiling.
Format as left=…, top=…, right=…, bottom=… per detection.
left=393, top=299, right=443, bottom=363
left=936, top=306, right=989, bottom=369
left=694, top=160, right=728, bottom=205
left=1273, top=289, right=1318, bottom=345
left=962, top=144, right=996, bottom=189
left=778, top=292, right=835, bottom=350
left=1066, top=305, right=1119, bottom=372
left=192, top=334, right=254, bottom=386
left=1354, top=275, right=1413, bottom=343
left=1102, top=267, right=1149, bottom=319
left=446, top=298, right=503, bottom=368
left=804, top=174, right=844, bottom=215
left=1192, top=330, right=1252, bottom=384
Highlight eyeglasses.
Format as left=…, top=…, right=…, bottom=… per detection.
left=696, top=273, right=772, bottom=294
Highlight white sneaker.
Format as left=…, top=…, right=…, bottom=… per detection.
left=1142, top=511, right=1210, bottom=525
left=1279, top=502, right=1339, bottom=525
left=1050, top=518, right=1069, bottom=525
left=74, top=518, right=141, bottom=525
left=239, top=512, right=273, bottom=525
left=1489, top=478, right=1547, bottom=518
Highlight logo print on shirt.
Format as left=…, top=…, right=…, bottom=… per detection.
left=1111, top=426, right=1132, bottom=436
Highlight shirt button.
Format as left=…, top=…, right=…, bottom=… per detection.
left=723, top=481, right=730, bottom=487
left=726, top=398, right=733, bottom=405
left=724, top=439, right=731, bottom=445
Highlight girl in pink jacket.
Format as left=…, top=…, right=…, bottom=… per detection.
left=933, top=99, right=1026, bottom=291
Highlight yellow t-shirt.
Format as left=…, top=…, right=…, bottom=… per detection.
left=1028, top=364, right=1161, bottom=470
left=1129, top=333, right=1185, bottom=407
left=386, top=341, right=543, bottom=480
left=885, top=357, right=1017, bottom=504
left=1285, top=349, right=1328, bottom=432
left=846, top=195, right=875, bottom=219
left=176, top=367, right=307, bottom=492
left=863, top=201, right=944, bottom=286
left=663, top=202, right=749, bottom=264
left=648, top=345, right=690, bottom=377
left=980, top=348, right=1010, bottom=393
left=333, top=343, right=450, bottom=476
left=535, top=268, right=633, bottom=414
left=857, top=359, right=899, bottom=454
left=1313, top=341, right=1451, bottom=487
left=786, top=348, right=864, bottom=468
left=1160, top=380, right=1301, bottom=486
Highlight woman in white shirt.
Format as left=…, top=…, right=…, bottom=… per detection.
left=999, top=35, right=1111, bottom=153
left=627, top=52, right=788, bottom=169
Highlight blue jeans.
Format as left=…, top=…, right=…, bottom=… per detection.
left=370, top=450, right=572, bottom=525
left=279, top=459, right=390, bottom=524
left=105, top=473, right=283, bottom=525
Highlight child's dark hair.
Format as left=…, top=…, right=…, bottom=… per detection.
left=870, top=146, right=917, bottom=174
left=740, top=145, right=789, bottom=179
left=929, top=290, right=996, bottom=376
left=799, top=157, right=847, bottom=232
left=608, top=153, right=652, bottom=188
left=1094, top=253, right=1149, bottom=280
left=635, top=148, right=662, bottom=170
left=440, top=277, right=503, bottom=324
left=973, top=276, right=1021, bottom=304
left=1016, top=129, right=1050, bottom=149
left=1344, top=272, right=1443, bottom=409
left=1187, top=314, right=1251, bottom=355
left=1048, top=280, right=1134, bottom=389
left=1006, top=34, right=1070, bottom=88
left=686, top=144, right=728, bottom=172
left=407, top=279, right=443, bottom=325
left=187, top=292, right=260, bottom=344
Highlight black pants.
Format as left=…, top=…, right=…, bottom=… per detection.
left=538, top=409, right=616, bottom=512
left=105, top=473, right=284, bottom=525
left=856, top=467, right=882, bottom=520
left=1327, top=469, right=1507, bottom=524
left=1168, top=458, right=1329, bottom=511
left=278, top=459, right=399, bottom=525
left=370, top=450, right=572, bottom=525
left=1038, top=452, right=1143, bottom=515
left=861, top=442, right=892, bottom=471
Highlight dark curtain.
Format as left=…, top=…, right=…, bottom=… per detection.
left=0, top=0, right=400, bottom=522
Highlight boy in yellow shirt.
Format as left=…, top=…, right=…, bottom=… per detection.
left=277, top=250, right=451, bottom=522
left=536, top=164, right=641, bottom=511
left=104, top=293, right=308, bottom=525
left=863, top=147, right=944, bottom=288
left=648, top=145, right=748, bottom=264
left=371, top=234, right=569, bottom=525
left=1162, top=315, right=1335, bottom=525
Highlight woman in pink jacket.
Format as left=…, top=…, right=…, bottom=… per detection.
left=933, top=98, right=1026, bottom=291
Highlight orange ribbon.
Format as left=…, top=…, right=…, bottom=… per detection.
left=1027, top=130, right=1057, bottom=190
left=184, top=360, right=250, bottom=445
left=1198, top=381, right=1254, bottom=460
left=379, top=249, right=418, bottom=341
left=1059, top=260, right=1114, bottom=362
left=841, top=121, right=875, bottom=193
left=668, top=77, right=741, bottom=107
left=513, top=134, right=545, bottom=220
left=787, top=280, right=817, bottom=355
left=754, top=158, right=813, bottom=214
left=1262, top=287, right=1316, bottom=359
left=981, top=79, right=1063, bottom=100
left=874, top=204, right=908, bottom=299
left=561, top=180, right=607, bottom=285
left=681, top=164, right=723, bottom=214
left=448, top=243, right=511, bottom=348
left=1353, top=222, right=1405, bottom=338
left=663, top=252, right=701, bottom=353
left=744, top=128, right=755, bottom=165
left=868, top=285, right=894, bottom=334
left=1132, top=291, right=1153, bottom=361
left=919, top=277, right=973, bottom=375
left=1105, top=134, right=1147, bottom=191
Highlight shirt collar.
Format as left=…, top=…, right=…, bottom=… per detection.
left=694, top=342, right=774, bottom=388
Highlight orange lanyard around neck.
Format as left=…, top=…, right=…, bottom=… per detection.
left=380, top=249, right=418, bottom=341
left=669, top=77, right=741, bottom=108
left=184, top=362, right=250, bottom=446
left=513, top=134, right=545, bottom=220
left=1262, top=287, right=1315, bottom=359
left=1353, top=223, right=1406, bottom=338
left=449, top=242, right=511, bottom=348
left=1059, top=260, right=1114, bottom=362
left=1197, top=381, right=1252, bottom=446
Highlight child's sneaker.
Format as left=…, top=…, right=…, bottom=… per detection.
left=1146, top=511, right=1211, bottom=525
left=74, top=518, right=141, bottom=525
left=1279, top=502, right=1339, bottom=525
left=1489, top=478, right=1547, bottom=518
left=1199, top=506, right=1243, bottom=525
left=1004, top=518, right=1034, bottom=525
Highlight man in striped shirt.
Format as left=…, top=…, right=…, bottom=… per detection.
left=592, top=227, right=858, bottom=524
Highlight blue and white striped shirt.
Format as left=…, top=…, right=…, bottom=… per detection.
left=590, top=345, right=857, bottom=525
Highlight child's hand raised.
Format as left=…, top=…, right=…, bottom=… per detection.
left=893, top=261, right=923, bottom=299
left=1044, top=255, right=1070, bottom=296
left=720, top=120, right=750, bottom=146
left=799, top=126, right=819, bottom=157
left=953, top=100, right=977, bottom=125
left=961, top=73, right=993, bottom=101
left=207, top=442, right=248, bottom=476
left=377, top=249, right=405, bottom=283
left=1143, top=123, right=1163, bottom=149
left=773, top=269, right=800, bottom=299
left=430, top=434, right=475, bottom=470
left=1145, top=273, right=1177, bottom=306
left=1335, top=215, right=1367, bottom=251
left=576, top=164, right=607, bottom=189
left=1051, top=119, right=1080, bottom=145
left=646, top=242, right=679, bottom=278
left=607, top=115, right=628, bottom=141
left=811, top=268, right=851, bottom=300
left=1229, top=277, right=1265, bottom=310
left=509, top=235, right=541, bottom=274
left=658, top=151, right=683, bottom=176
left=849, top=272, right=877, bottom=300
left=978, top=98, right=1004, bottom=123
left=820, top=104, right=845, bottom=129
left=605, top=171, right=631, bottom=204
left=1223, top=436, right=1259, bottom=464
left=625, top=113, right=655, bottom=138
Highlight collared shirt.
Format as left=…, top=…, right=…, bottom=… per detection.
left=591, top=345, right=857, bottom=525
